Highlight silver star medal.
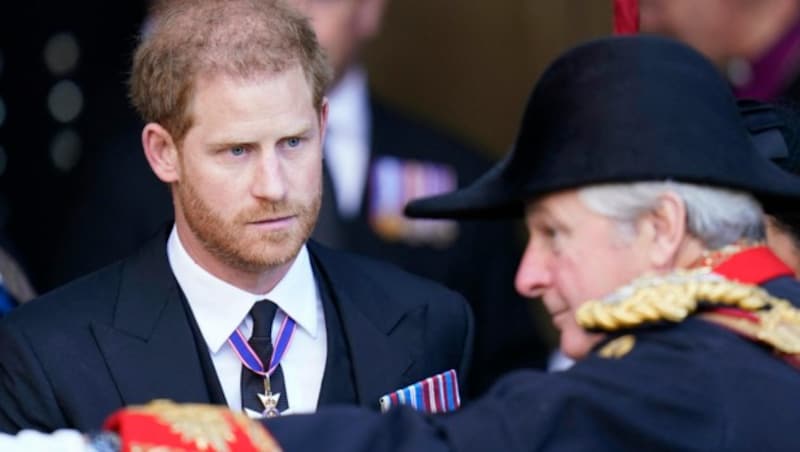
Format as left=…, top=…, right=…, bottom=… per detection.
left=245, top=377, right=282, bottom=419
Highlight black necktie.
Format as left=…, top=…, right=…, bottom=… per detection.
left=241, top=300, right=289, bottom=412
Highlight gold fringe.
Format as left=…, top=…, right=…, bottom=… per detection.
left=576, top=270, right=800, bottom=354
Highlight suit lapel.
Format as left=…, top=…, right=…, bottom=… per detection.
left=314, top=274, right=358, bottom=407
left=91, top=231, right=212, bottom=406
left=309, top=242, right=424, bottom=408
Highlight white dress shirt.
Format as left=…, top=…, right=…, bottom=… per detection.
left=167, top=227, right=327, bottom=414
left=547, top=349, right=575, bottom=372
left=325, top=65, right=371, bottom=218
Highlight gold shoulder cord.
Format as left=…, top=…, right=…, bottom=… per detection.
left=575, top=269, right=800, bottom=354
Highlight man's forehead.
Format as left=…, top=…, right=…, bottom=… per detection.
left=524, top=199, right=549, bottom=221
left=193, top=64, right=309, bottom=91
left=183, top=67, right=319, bottom=142
left=523, top=189, right=580, bottom=219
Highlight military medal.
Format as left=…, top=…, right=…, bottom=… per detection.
left=257, top=377, right=282, bottom=418
left=229, top=313, right=297, bottom=419
left=378, top=369, right=461, bottom=414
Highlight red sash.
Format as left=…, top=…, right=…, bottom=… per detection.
left=702, top=246, right=800, bottom=369
left=711, top=246, right=793, bottom=284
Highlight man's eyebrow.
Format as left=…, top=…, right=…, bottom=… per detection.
left=526, top=201, right=551, bottom=218
left=282, top=121, right=315, bottom=137
left=205, top=140, right=257, bottom=150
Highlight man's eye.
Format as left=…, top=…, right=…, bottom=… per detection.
left=286, top=137, right=302, bottom=148
left=230, top=146, right=247, bottom=156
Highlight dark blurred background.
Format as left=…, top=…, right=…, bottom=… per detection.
left=0, top=1, right=612, bottom=293
left=0, top=1, right=148, bottom=291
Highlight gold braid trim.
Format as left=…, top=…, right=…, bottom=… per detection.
left=575, top=269, right=800, bottom=354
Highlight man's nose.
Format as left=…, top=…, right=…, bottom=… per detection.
left=251, top=151, right=287, bottom=201
left=514, top=242, right=553, bottom=299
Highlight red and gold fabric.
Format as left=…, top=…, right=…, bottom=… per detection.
left=700, top=246, right=800, bottom=369
left=104, top=400, right=280, bottom=452
left=578, top=245, right=800, bottom=368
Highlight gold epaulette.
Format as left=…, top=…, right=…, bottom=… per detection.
left=576, top=270, right=800, bottom=354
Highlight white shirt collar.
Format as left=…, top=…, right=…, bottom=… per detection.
left=166, top=226, right=320, bottom=353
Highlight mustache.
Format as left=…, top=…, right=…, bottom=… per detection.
left=237, top=184, right=322, bottom=223
left=235, top=200, right=307, bottom=223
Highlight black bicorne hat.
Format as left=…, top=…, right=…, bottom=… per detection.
left=405, top=35, right=800, bottom=220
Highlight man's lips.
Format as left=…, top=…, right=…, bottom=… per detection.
left=247, top=215, right=297, bottom=228
left=250, top=215, right=295, bottom=223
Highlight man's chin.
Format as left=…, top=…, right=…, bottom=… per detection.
left=229, top=238, right=306, bottom=272
left=560, top=330, right=606, bottom=360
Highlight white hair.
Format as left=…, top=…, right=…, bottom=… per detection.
left=578, top=181, right=765, bottom=249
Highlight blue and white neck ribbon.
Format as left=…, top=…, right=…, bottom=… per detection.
left=228, top=313, right=297, bottom=377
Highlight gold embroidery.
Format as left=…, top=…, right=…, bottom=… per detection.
left=130, top=444, right=182, bottom=452
left=687, top=241, right=760, bottom=270
left=755, top=302, right=800, bottom=354
left=132, top=400, right=236, bottom=452
left=598, top=334, right=636, bottom=359
left=576, top=269, right=800, bottom=354
left=126, top=400, right=282, bottom=452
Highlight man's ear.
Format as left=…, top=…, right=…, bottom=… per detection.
left=641, top=191, right=687, bottom=268
left=142, top=123, right=180, bottom=183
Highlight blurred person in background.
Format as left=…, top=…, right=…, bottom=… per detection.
left=640, top=0, right=800, bottom=101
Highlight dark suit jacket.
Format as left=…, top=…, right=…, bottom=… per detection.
left=0, top=233, right=472, bottom=433
left=262, top=276, right=800, bottom=452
